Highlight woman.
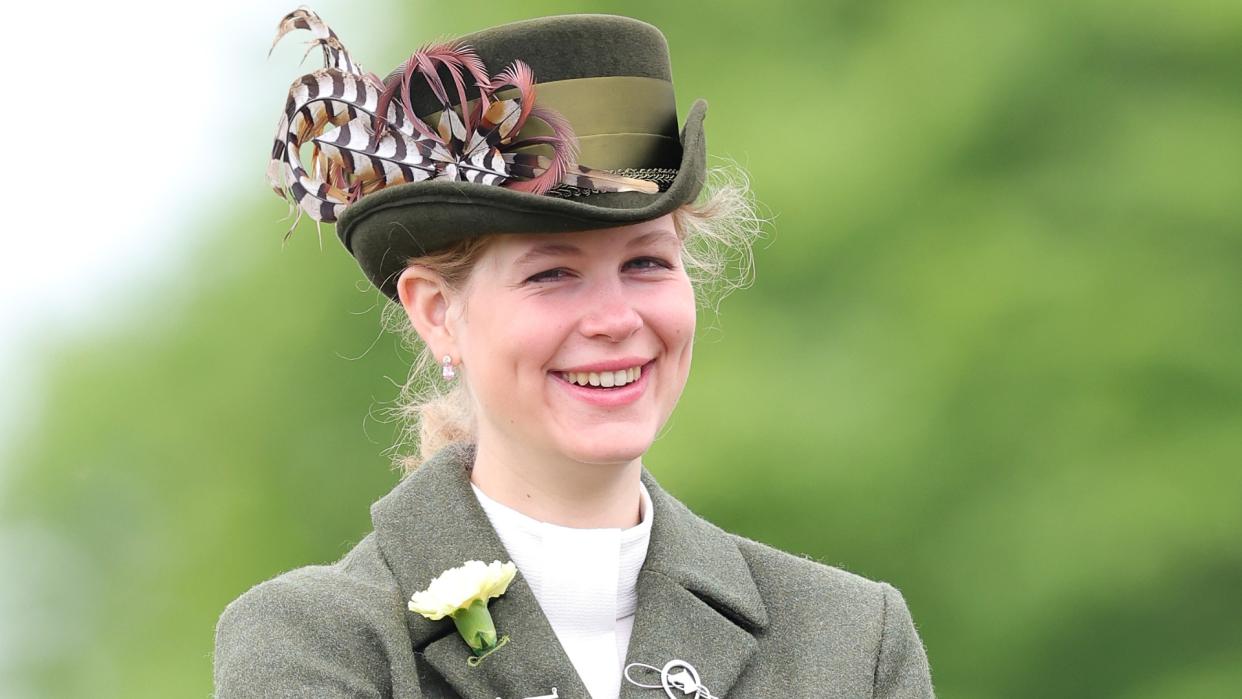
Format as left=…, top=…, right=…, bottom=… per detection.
left=215, top=8, right=933, bottom=698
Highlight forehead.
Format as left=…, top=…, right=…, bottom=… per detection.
left=489, top=218, right=680, bottom=265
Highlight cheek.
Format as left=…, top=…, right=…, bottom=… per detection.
left=675, top=278, right=699, bottom=335
left=652, top=279, right=698, bottom=351
left=463, top=300, right=574, bottom=381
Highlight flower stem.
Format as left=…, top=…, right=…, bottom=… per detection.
left=450, top=599, right=498, bottom=655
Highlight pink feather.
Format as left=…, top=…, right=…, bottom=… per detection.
left=382, top=42, right=493, bottom=141
left=433, top=43, right=492, bottom=130
left=504, top=105, right=580, bottom=195
left=488, top=60, right=536, bottom=142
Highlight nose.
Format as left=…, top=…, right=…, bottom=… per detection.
left=578, top=278, right=643, bottom=342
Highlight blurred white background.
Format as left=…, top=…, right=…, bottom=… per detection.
left=0, top=0, right=396, bottom=460
left=1, top=3, right=396, bottom=691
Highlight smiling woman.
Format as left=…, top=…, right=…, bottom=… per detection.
left=214, top=7, right=933, bottom=699
left=397, top=218, right=697, bottom=528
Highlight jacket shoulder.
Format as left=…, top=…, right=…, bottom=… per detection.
left=731, top=535, right=935, bottom=698
left=732, top=533, right=888, bottom=609
left=213, top=533, right=413, bottom=698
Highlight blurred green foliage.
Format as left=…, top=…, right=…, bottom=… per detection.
left=4, top=0, right=1241, bottom=696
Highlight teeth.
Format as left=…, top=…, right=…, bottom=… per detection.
left=559, top=364, right=646, bottom=388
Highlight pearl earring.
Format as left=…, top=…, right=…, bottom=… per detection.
left=441, top=355, right=456, bottom=381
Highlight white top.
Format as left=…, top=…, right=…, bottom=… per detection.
left=470, top=480, right=654, bottom=699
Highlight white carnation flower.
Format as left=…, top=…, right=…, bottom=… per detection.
left=407, top=559, right=518, bottom=621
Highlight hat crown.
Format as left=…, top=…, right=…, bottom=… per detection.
left=467, top=14, right=671, bottom=79
left=402, top=14, right=675, bottom=117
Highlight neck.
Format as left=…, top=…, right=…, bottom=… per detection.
left=469, top=435, right=643, bottom=529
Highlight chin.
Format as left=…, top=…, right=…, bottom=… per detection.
left=556, top=428, right=654, bottom=466
left=562, top=444, right=650, bottom=466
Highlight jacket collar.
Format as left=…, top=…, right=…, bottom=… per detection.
left=371, top=443, right=769, bottom=699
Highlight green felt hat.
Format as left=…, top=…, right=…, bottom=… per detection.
left=326, top=14, right=708, bottom=302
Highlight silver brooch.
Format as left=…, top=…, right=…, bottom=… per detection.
left=624, top=659, right=719, bottom=698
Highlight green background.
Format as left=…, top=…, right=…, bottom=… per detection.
left=4, top=0, right=1241, bottom=696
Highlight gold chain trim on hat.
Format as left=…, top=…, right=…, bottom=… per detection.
left=548, top=167, right=679, bottom=198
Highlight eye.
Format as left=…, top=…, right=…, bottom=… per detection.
left=525, top=267, right=573, bottom=283
left=624, top=256, right=674, bottom=271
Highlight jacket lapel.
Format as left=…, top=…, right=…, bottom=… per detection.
left=371, top=444, right=589, bottom=699
left=371, top=443, right=769, bottom=699
left=620, top=470, right=770, bottom=698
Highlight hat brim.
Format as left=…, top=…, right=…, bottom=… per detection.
left=336, top=99, right=708, bottom=302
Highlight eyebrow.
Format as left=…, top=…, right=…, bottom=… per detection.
left=512, top=243, right=579, bottom=267
left=511, top=229, right=678, bottom=267
left=626, top=229, right=679, bottom=248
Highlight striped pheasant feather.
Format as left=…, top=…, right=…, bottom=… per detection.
left=269, top=68, right=418, bottom=226
left=269, top=7, right=362, bottom=76
left=314, top=116, right=445, bottom=191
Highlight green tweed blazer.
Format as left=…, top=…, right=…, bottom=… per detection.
left=213, top=444, right=933, bottom=698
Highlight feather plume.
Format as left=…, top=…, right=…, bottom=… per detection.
left=397, top=56, right=444, bottom=142
left=269, top=8, right=333, bottom=57
left=268, top=9, right=411, bottom=231
left=270, top=69, right=414, bottom=227
left=267, top=7, right=667, bottom=233
left=478, top=99, right=523, bottom=146
left=314, top=116, right=440, bottom=187
left=485, top=61, right=535, bottom=144
left=269, top=7, right=363, bottom=77
left=411, top=43, right=489, bottom=130
left=431, top=43, right=491, bottom=130
left=457, top=145, right=510, bottom=186
left=436, top=108, right=468, bottom=145
left=503, top=106, right=579, bottom=195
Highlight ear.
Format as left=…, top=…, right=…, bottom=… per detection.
left=396, top=265, right=459, bottom=360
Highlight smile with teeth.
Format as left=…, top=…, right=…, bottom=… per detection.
left=559, top=365, right=643, bottom=388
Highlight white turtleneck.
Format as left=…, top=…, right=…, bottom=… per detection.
left=470, top=480, right=653, bottom=699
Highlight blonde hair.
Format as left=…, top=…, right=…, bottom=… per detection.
left=379, top=164, right=766, bottom=474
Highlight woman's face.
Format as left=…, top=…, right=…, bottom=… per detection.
left=449, top=214, right=696, bottom=466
